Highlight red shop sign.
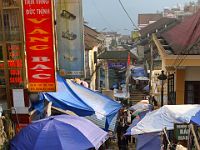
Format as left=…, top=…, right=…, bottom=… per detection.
left=23, top=0, right=56, bottom=92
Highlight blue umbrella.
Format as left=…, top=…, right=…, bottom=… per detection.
left=143, top=85, right=150, bottom=92
left=10, top=115, right=108, bottom=150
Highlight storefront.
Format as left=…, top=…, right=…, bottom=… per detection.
left=0, top=0, right=30, bottom=129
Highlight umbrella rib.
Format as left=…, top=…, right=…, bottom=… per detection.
left=52, top=122, right=65, bottom=150
left=32, top=121, right=50, bottom=150
left=53, top=119, right=95, bottom=149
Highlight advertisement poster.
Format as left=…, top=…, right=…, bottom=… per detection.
left=23, top=0, right=56, bottom=92
left=56, top=0, right=85, bottom=78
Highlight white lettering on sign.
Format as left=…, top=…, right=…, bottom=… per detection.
left=36, top=0, right=49, bottom=4
left=31, top=64, right=51, bottom=71
left=25, top=0, right=35, bottom=5
left=32, top=74, right=51, bottom=79
left=32, top=57, right=50, bottom=62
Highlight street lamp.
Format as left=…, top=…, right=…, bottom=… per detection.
left=157, top=70, right=167, bottom=106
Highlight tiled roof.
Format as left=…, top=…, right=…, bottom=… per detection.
left=162, top=9, right=200, bottom=54
left=140, top=18, right=179, bottom=38
left=97, top=50, right=137, bottom=60
left=84, top=25, right=101, bottom=50
left=138, top=13, right=162, bottom=25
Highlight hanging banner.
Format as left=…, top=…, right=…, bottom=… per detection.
left=56, top=0, right=85, bottom=78
left=23, top=0, right=56, bottom=92
left=7, top=43, right=24, bottom=88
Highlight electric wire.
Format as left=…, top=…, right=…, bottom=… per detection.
left=118, top=0, right=138, bottom=30
left=91, top=0, right=116, bottom=32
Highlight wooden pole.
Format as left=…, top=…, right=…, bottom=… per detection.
left=189, top=124, right=200, bottom=150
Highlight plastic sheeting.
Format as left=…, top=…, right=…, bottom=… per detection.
left=130, top=105, right=200, bottom=135
left=191, top=110, right=200, bottom=126
left=136, top=133, right=161, bottom=150
left=126, top=110, right=149, bottom=135
left=10, top=115, right=108, bottom=150
left=131, top=67, right=147, bottom=78
left=125, top=111, right=161, bottom=150
left=129, top=103, right=152, bottom=111
left=42, top=75, right=122, bottom=131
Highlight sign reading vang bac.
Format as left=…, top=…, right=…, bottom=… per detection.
left=23, top=0, right=56, bottom=92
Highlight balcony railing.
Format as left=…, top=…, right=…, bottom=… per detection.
left=2, top=0, right=18, bottom=8
left=5, top=30, right=20, bottom=41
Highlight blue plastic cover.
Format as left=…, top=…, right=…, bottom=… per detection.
left=143, top=85, right=149, bottom=92
left=42, top=75, right=122, bottom=131
left=10, top=115, right=108, bottom=150
left=136, top=133, right=161, bottom=150
left=191, top=110, right=200, bottom=126
left=131, top=67, right=147, bottom=77
left=125, top=111, right=161, bottom=150
left=126, top=110, right=149, bottom=135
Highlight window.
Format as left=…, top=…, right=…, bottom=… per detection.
left=3, top=9, right=20, bottom=41
left=185, top=81, right=200, bottom=104
left=2, top=0, right=18, bottom=7
left=168, top=74, right=176, bottom=105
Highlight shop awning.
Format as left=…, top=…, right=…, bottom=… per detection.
left=42, top=75, right=122, bottom=131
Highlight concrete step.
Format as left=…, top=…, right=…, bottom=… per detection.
left=130, top=94, right=146, bottom=96
left=130, top=94, right=146, bottom=97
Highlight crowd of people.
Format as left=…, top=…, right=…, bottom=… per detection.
left=117, top=108, right=131, bottom=150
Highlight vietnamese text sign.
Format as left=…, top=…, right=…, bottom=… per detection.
left=23, top=0, right=56, bottom=92
left=108, top=61, right=127, bottom=69
left=7, top=43, right=24, bottom=88
left=56, top=0, right=85, bottom=78
left=174, top=124, right=189, bottom=141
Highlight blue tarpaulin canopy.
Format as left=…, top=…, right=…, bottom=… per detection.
left=136, top=133, right=161, bottom=150
left=125, top=110, right=160, bottom=150
left=191, top=110, right=200, bottom=126
left=41, top=75, right=122, bottom=131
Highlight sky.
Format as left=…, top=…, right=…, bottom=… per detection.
left=83, top=0, right=197, bottom=34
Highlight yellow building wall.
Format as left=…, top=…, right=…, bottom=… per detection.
left=176, top=69, right=185, bottom=104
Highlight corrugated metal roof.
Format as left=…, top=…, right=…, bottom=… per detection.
left=140, top=18, right=179, bottom=38
left=138, top=13, right=163, bottom=25
left=162, top=9, right=200, bottom=54
left=84, top=25, right=101, bottom=50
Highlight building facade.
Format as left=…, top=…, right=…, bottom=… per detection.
left=152, top=10, right=200, bottom=105
left=0, top=0, right=28, bottom=110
